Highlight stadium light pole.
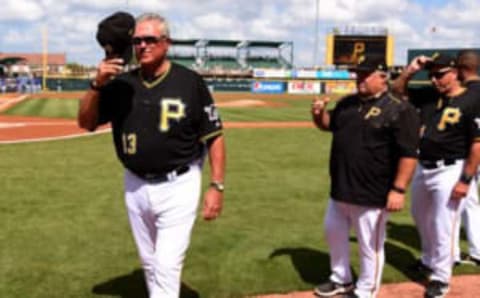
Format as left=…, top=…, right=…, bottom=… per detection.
left=313, top=0, right=320, bottom=68
left=42, top=25, right=48, bottom=91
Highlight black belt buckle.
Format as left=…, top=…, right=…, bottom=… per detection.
left=420, top=159, right=456, bottom=169
left=137, top=165, right=190, bottom=183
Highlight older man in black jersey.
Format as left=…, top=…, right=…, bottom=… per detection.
left=311, top=55, right=420, bottom=298
left=394, top=53, right=480, bottom=298
left=78, top=12, right=225, bottom=298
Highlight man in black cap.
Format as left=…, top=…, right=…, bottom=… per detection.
left=78, top=12, right=226, bottom=298
left=453, top=50, right=480, bottom=267
left=311, top=55, right=420, bottom=298
left=394, top=53, right=480, bottom=298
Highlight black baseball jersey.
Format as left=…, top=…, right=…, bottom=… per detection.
left=97, top=63, right=223, bottom=175
left=465, top=79, right=480, bottom=93
left=328, top=92, right=420, bottom=207
left=408, top=87, right=480, bottom=160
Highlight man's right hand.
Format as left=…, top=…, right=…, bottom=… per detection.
left=311, top=96, right=330, bottom=115
left=406, top=55, right=432, bottom=75
left=94, top=58, right=124, bottom=87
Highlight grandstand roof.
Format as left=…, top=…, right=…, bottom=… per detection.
left=171, top=39, right=199, bottom=46
left=204, top=40, right=240, bottom=47
left=170, top=39, right=291, bottom=48
left=245, top=41, right=287, bottom=48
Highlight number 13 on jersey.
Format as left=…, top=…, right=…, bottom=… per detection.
left=122, top=133, right=137, bottom=155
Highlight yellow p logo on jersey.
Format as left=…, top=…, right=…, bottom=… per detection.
left=365, top=106, right=382, bottom=119
left=437, top=107, right=461, bottom=131
left=160, top=98, right=185, bottom=132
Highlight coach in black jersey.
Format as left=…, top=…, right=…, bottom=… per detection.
left=454, top=50, right=480, bottom=267
left=458, top=50, right=480, bottom=92
left=78, top=12, right=226, bottom=298
left=394, top=53, right=480, bottom=298
left=311, top=55, right=419, bottom=298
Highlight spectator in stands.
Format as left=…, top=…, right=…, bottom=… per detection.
left=0, top=77, right=5, bottom=93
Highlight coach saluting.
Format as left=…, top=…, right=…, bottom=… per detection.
left=311, top=55, right=420, bottom=298
left=78, top=12, right=226, bottom=298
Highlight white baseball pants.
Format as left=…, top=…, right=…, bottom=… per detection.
left=124, top=165, right=201, bottom=298
left=325, top=199, right=388, bottom=298
left=411, top=161, right=472, bottom=283
left=454, top=178, right=480, bottom=261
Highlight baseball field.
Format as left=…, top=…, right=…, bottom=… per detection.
left=1, top=92, right=479, bottom=298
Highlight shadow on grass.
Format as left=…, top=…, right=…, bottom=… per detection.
left=268, top=247, right=331, bottom=284
left=386, top=221, right=421, bottom=251
left=384, top=241, right=426, bottom=284
left=384, top=221, right=430, bottom=284
left=92, top=269, right=199, bottom=298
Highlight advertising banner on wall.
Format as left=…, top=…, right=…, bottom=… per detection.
left=253, top=69, right=291, bottom=78
left=324, top=81, right=356, bottom=94
left=316, top=70, right=352, bottom=80
left=291, top=69, right=353, bottom=80
left=287, top=80, right=322, bottom=94
left=251, top=81, right=286, bottom=93
left=206, top=79, right=252, bottom=92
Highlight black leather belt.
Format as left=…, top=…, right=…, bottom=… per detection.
left=419, top=159, right=457, bottom=169
left=133, top=165, right=190, bottom=183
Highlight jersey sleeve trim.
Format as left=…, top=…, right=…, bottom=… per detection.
left=200, top=130, right=223, bottom=143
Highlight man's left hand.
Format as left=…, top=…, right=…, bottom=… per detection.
left=451, top=181, right=468, bottom=201
left=202, top=188, right=223, bottom=220
left=386, top=191, right=405, bottom=212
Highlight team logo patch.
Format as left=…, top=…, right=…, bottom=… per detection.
left=364, top=106, right=382, bottom=119
left=475, top=118, right=480, bottom=129
left=159, top=98, right=185, bottom=132
left=204, top=104, right=221, bottom=126
left=437, top=107, right=461, bottom=131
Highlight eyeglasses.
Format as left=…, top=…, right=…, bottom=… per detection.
left=429, top=69, right=451, bottom=80
left=132, top=35, right=168, bottom=46
left=356, top=71, right=388, bottom=80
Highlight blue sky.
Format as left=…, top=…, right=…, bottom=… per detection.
left=1, top=0, right=479, bottom=67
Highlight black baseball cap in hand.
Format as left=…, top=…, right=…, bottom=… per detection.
left=424, top=53, right=456, bottom=70
left=351, top=54, right=388, bottom=74
left=96, top=11, right=135, bottom=64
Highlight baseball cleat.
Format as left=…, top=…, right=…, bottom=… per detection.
left=424, top=280, right=449, bottom=298
left=314, top=280, right=354, bottom=297
left=459, top=253, right=480, bottom=266
left=408, top=259, right=433, bottom=276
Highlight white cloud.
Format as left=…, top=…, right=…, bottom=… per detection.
left=3, top=28, right=38, bottom=45
left=0, top=0, right=44, bottom=21
left=1, top=0, right=479, bottom=67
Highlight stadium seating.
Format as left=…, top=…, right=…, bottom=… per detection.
left=246, top=56, right=288, bottom=69
left=204, top=55, right=242, bottom=70
left=168, top=54, right=197, bottom=68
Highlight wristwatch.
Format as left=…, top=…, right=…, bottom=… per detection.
left=391, top=185, right=406, bottom=194
left=89, top=80, right=102, bottom=91
left=459, top=172, right=474, bottom=184
left=210, top=181, right=225, bottom=192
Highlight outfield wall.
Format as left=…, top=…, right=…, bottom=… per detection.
left=2, top=77, right=357, bottom=95
left=9, top=77, right=357, bottom=95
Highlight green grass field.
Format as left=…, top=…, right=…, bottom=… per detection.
left=1, top=94, right=317, bottom=122
left=1, top=94, right=479, bottom=298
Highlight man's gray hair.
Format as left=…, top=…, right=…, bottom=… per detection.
left=136, top=13, right=170, bottom=38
